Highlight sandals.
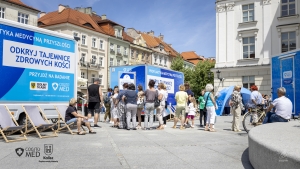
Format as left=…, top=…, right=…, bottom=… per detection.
left=172, top=126, right=176, bottom=129
left=209, top=129, right=216, bottom=132
left=89, top=131, right=96, bottom=134
left=77, top=131, right=85, bottom=135
left=180, top=126, right=185, bottom=130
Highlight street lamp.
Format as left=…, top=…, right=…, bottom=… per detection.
left=207, top=71, right=212, bottom=78
left=216, top=70, right=224, bottom=81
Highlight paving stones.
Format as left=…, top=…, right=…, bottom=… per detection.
left=0, top=116, right=253, bottom=169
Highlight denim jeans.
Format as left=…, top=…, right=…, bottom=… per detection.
left=263, top=112, right=288, bottom=124
left=144, top=102, right=154, bottom=128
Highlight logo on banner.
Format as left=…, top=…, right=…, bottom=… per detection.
left=52, top=83, right=58, bottom=91
left=30, top=82, right=36, bottom=89
left=30, top=82, right=48, bottom=90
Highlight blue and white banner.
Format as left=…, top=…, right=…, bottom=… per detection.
left=0, top=23, right=76, bottom=102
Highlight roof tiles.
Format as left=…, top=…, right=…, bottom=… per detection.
left=7, top=0, right=40, bottom=12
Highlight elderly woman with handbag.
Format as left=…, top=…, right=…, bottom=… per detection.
left=229, top=85, right=244, bottom=132
left=204, top=84, right=218, bottom=132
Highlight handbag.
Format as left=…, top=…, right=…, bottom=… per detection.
left=154, top=90, right=160, bottom=108
left=137, top=97, right=144, bottom=109
left=203, top=92, right=210, bottom=113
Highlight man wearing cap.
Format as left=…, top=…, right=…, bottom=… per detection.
left=87, top=78, right=104, bottom=128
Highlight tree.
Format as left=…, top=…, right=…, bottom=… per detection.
left=170, top=55, right=184, bottom=72
left=191, top=60, right=215, bottom=97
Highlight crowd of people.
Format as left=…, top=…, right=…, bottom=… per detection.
left=64, top=77, right=293, bottom=135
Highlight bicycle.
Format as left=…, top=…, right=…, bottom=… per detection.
left=242, top=104, right=266, bottom=133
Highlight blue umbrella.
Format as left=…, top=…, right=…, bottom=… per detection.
left=215, top=86, right=251, bottom=115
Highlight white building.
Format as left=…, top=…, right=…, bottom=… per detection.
left=0, top=0, right=40, bottom=26
left=214, top=0, right=300, bottom=95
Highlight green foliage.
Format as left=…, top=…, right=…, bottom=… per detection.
left=171, top=59, right=215, bottom=98
left=170, top=55, right=184, bottom=72
left=190, top=60, right=215, bottom=97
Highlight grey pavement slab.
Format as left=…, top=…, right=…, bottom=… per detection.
left=0, top=116, right=253, bottom=169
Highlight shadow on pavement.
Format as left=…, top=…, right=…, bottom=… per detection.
left=241, top=148, right=254, bottom=169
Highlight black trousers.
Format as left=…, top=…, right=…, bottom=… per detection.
left=163, top=116, right=167, bottom=124
left=199, top=109, right=207, bottom=125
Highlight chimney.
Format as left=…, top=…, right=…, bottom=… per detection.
left=58, top=4, right=66, bottom=13
left=168, top=44, right=172, bottom=47
left=101, top=14, right=107, bottom=20
left=158, top=33, right=164, bottom=41
left=39, top=12, right=46, bottom=18
left=147, top=30, right=154, bottom=36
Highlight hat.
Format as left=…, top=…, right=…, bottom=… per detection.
left=94, top=78, right=100, bottom=82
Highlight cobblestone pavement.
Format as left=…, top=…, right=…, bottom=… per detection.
left=0, top=116, right=253, bottom=169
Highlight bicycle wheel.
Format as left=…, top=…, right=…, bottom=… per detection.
left=242, top=112, right=253, bottom=133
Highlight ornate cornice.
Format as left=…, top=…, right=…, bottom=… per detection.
left=226, top=2, right=235, bottom=11
left=263, top=0, right=271, bottom=5
left=216, top=4, right=226, bottom=13
left=216, top=2, right=235, bottom=12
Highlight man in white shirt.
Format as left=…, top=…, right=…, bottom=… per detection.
left=263, top=87, right=292, bottom=124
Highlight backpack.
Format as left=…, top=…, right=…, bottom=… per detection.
left=104, top=92, right=111, bottom=104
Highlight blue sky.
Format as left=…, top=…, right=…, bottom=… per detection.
left=23, top=0, right=216, bottom=58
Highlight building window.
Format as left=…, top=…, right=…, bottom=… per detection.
left=131, top=50, right=134, bottom=58
left=91, top=55, right=96, bottom=64
left=91, top=74, right=96, bottom=81
left=80, top=53, right=86, bottom=62
left=243, top=37, right=255, bottom=58
left=99, top=75, right=103, bottom=85
left=117, top=60, right=120, bottom=66
left=142, top=52, right=145, bottom=60
left=242, top=76, right=255, bottom=89
left=281, top=31, right=296, bottom=53
left=117, top=45, right=121, bottom=54
left=110, top=58, right=114, bottom=66
left=92, top=38, right=96, bottom=48
left=124, top=47, right=127, bottom=55
left=81, top=72, right=85, bottom=78
left=281, top=0, right=296, bottom=17
left=73, top=32, right=79, bottom=37
left=154, top=55, right=157, bottom=63
left=99, top=40, right=104, bottom=49
left=110, top=43, right=114, bottom=52
left=81, top=35, right=86, bottom=45
left=99, top=57, right=103, bottom=67
left=164, top=57, right=167, bottom=65
left=0, top=7, right=5, bottom=19
left=18, top=12, right=29, bottom=24
left=159, top=56, right=162, bottom=64
left=124, top=61, right=127, bottom=65
left=242, top=4, right=254, bottom=22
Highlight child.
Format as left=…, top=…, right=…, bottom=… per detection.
left=111, top=87, right=119, bottom=127
left=185, top=97, right=197, bottom=128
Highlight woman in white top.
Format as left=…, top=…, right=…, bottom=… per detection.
left=111, top=87, right=119, bottom=127
left=162, top=84, right=169, bottom=127
left=184, top=97, right=197, bottom=128
left=157, top=83, right=167, bottom=130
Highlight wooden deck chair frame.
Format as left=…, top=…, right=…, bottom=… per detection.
left=22, top=105, right=58, bottom=139
left=55, top=105, right=75, bottom=135
left=0, top=105, right=27, bottom=143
